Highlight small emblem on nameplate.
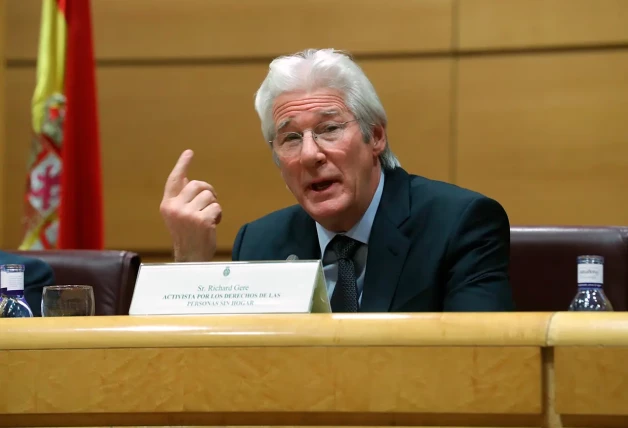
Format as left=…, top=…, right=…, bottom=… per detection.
left=223, top=267, right=230, bottom=277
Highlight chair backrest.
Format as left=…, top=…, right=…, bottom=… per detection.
left=510, top=226, right=628, bottom=311
left=10, top=250, right=140, bottom=315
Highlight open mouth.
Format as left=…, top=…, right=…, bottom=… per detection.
left=310, top=180, right=335, bottom=192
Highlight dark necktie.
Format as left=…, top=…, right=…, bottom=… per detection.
left=330, top=235, right=360, bottom=312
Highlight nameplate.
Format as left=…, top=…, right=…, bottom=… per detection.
left=128, top=260, right=330, bottom=315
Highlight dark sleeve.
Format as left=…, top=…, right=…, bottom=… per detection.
left=231, top=223, right=248, bottom=261
left=18, top=256, right=55, bottom=317
left=443, top=196, right=514, bottom=311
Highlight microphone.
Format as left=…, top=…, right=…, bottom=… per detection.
left=286, top=254, right=299, bottom=261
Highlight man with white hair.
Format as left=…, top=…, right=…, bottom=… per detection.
left=160, top=49, right=514, bottom=312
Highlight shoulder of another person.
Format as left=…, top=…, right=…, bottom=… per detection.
left=0, top=250, right=28, bottom=265
left=0, top=250, right=54, bottom=276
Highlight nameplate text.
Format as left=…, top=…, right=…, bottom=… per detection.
left=129, top=260, right=330, bottom=315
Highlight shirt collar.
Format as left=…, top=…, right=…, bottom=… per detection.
left=316, top=169, right=386, bottom=255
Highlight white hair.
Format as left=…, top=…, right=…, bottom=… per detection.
left=254, top=48, right=400, bottom=170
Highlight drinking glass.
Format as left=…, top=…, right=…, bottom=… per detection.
left=41, top=285, right=95, bottom=316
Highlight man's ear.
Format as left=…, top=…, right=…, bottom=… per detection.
left=371, top=124, right=387, bottom=157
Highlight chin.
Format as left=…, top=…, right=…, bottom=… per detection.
left=302, top=198, right=350, bottom=228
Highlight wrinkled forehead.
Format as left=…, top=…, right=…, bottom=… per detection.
left=271, top=89, right=350, bottom=129
left=276, top=110, right=345, bottom=133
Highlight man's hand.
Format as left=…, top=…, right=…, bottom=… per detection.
left=159, top=150, right=222, bottom=262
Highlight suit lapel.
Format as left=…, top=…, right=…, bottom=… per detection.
left=283, top=209, right=320, bottom=261
left=360, top=168, right=412, bottom=312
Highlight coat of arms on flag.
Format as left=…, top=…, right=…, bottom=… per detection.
left=21, top=94, right=65, bottom=249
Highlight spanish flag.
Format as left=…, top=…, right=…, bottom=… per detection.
left=20, top=0, right=104, bottom=250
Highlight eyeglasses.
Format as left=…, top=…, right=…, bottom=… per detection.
left=270, top=119, right=359, bottom=158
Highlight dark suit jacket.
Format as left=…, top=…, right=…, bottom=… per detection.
left=232, top=167, right=514, bottom=312
left=0, top=250, right=55, bottom=316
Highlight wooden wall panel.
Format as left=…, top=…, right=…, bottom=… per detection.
left=6, top=0, right=453, bottom=61
left=458, top=0, right=628, bottom=50
left=360, top=59, right=452, bottom=183
left=97, top=63, right=287, bottom=252
left=3, top=68, right=36, bottom=249
left=4, top=59, right=451, bottom=252
left=456, top=51, right=628, bottom=226
left=0, top=0, right=6, bottom=246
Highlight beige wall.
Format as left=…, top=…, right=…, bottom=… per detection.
left=2, top=0, right=628, bottom=261
left=0, top=0, right=6, bottom=246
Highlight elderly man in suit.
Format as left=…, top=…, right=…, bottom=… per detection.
left=159, top=48, right=514, bottom=312
left=0, top=250, right=55, bottom=316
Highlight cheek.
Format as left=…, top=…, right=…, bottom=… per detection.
left=342, top=144, right=370, bottom=179
left=280, top=163, right=302, bottom=190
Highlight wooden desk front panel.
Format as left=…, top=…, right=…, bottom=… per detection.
left=554, top=347, right=628, bottom=416
left=0, top=346, right=541, bottom=426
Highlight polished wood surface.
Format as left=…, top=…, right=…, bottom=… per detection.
left=0, top=312, right=551, bottom=349
left=548, top=312, right=628, bottom=345
left=0, top=347, right=541, bottom=414
left=0, top=312, right=627, bottom=427
left=550, top=313, right=628, bottom=422
left=554, top=347, right=628, bottom=418
left=0, top=313, right=547, bottom=427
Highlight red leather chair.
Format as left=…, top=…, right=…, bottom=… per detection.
left=8, top=250, right=140, bottom=315
left=510, top=226, right=628, bottom=311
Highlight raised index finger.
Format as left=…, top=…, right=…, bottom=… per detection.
left=164, top=149, right=193, bottom=198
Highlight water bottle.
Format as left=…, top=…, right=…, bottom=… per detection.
left=0, top=264, right=34, bottom=318
left=568, top=255, right=613, bottom=311
left=0, top=267, right=5, bottom=306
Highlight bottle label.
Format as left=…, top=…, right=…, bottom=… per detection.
left=578, top=263, right=603, bottom=285
left=0, top=271, right=24, bottom=292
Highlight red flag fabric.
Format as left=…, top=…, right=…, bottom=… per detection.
left=58, top=0, right=104, bottom=249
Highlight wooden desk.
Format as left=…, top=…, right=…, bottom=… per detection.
left=0, top=313, right=550, bottom=427
left=549, top=312, right=628, bottom=428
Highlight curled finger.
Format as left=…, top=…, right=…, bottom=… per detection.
left=201, top=202, right=223, bottom=225
left=189, top=189, right=217, bottom=211
left=179, top=180, right=214, bottom=203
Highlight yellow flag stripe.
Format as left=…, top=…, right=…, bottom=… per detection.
left=31, top=0, right=67, bottom=134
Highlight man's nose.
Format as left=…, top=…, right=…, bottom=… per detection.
left=299, top=132, right=325, bottom=166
